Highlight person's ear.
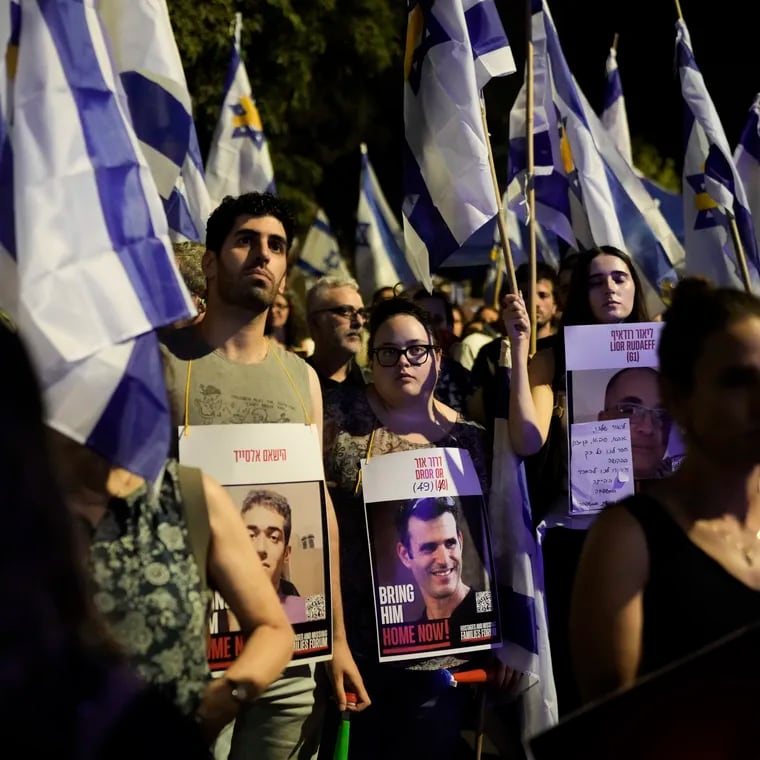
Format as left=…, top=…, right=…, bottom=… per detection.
left=202, top=249, right=216, bottom=282
left=283, top=544, right=292, bottom=564
left=397, top=542, right=412, bottom=568
left=277, top=272, right=288, bottom=295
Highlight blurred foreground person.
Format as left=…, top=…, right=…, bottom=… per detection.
left=571, top=279, right=760, bottom=703
left=0, top=323, right=209, bottom=758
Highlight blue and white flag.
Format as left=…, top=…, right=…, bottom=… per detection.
left=509, top=0, right=684, bottom=314
left=677, top=20, right=759, bottom=289
left=100, top=0, right=211, bottom=243
left=205, top=12, right=275, bottom=208
left=600, top=41, right=632, bottom=166
left=489, top=352, right=558, bottom=736
left=11, top=0, right=194, bottom=480
left=599, top=37, right=685, bottom=249
left=734, top=94, right=760, bottom=262
left=403, top=0, right=516, bottom=290
left=356, top=143, right=416, bottom=301
left=296, top=208, right=349, bottom=279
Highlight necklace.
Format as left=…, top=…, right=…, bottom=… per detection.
left=705, top=522, right=760, bottom=567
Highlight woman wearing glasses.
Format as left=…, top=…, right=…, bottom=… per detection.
left=320, top=297, right=512, bottom=758
left=570, top=278, right=760, bottom=707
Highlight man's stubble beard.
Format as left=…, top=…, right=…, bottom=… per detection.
left=217, top=272, right=278, bottom=315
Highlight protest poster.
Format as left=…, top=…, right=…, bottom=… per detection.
left=565, top=323, right=685, bottom=515
left=361, top=447, right=501, bottom=663
left=179, top=423, right=331, bottom=670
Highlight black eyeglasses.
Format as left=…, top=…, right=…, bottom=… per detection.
left=370, top=344, right=438, bottom=367
left=311, top=305, right=369, bottom=322
left=605, top=402, right=671, bottom=428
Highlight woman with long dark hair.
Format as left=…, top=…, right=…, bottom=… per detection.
left=501, top=245, right=651, bottom=715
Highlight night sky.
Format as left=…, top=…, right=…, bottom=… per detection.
left=499, top=0, right=756, bottom=167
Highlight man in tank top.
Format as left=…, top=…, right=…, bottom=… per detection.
left=161, top=192, right=369, bottom=760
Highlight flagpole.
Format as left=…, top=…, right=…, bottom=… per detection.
left=481, top=103, right=518, bottom=304
left=728, top=214, right=754, bottom=293
left=525, top=0, right=537, bottom=357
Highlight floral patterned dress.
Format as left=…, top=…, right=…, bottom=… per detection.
left=88, top=459, right=211, bottom=716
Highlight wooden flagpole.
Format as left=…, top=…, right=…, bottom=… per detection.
left=481, top=104, right=518, bottom=303
left=525, top=0, right=537, bottom=356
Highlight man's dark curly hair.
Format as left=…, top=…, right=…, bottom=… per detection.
left=205, top=192, right=296, bottom=255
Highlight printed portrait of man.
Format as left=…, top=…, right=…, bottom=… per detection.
left=242, top=488, right=308, bottom=625
left=394, top=496, right=482, bottom=628
left=597, top=367, right=674, bottom=480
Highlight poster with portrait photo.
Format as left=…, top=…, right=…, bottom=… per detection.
left=565, top=323, right=685, bottom=515
left=179, top=423, right=332, bottom=671
left=361, top=447, right=501, bottom=663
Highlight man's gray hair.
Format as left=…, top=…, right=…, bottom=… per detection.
left=306, top=274, right=362, bottom=315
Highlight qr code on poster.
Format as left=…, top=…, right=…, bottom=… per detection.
left=475, top=591, right=492, bottom=614
left=306, top=594, right=326, bottom=621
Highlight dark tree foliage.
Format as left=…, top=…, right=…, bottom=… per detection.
left=168, top=0, right=405, bottom=247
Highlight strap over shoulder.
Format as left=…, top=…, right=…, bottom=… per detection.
left=177, top=464, right=210, bottom=593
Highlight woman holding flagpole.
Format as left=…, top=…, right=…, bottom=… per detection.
left=502, top=244, right=650, bottom=715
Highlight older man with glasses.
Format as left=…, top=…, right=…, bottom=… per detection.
left=306, top=275, right=370, bottom=391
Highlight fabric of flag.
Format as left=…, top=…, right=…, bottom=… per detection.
left=100, top=0, right=211, bottom=244
left=677, top=20, right=760, bottom=289
left=296, top=208, right=349, bottom=279
left=355, top=144, right=416, bottom=301
left=10, top=0, right=195, bottom=480
left=600, top=44, right=632, bottom=165
left=598, top=39, right=685, bottom=248
left=403, top=0, right=516, bottom=291
left=733, top=94, right=760, bottom=266
left=509, top=0, right=684, bottom=315
left=205, top=12, right=275, bottom=209
left=489, top=348, right=558, bottom=736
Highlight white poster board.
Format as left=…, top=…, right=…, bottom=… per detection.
left=361, top=447, right=501, bottom=663
left=179, top=423, right=331, bottom=670
left=565, top=323, right=684, bottom=515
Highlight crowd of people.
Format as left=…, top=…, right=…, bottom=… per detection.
left=4, top=190, right=760, bottom=758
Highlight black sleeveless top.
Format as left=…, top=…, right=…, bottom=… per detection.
left=619, top=494, right=760, bottom=676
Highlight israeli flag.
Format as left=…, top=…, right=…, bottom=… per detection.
left=100, top=0, right=211, bottom=244
left=205, top=12, right=275, bottom=208
left=600, top=42, right=632, bottom=166
left=355, top=143, right=416, bottom=301
left=489, top=348, right=558, bottom=736
left=296, top=208, right=349, bottom=279
left=10, top=0, right=194, bottom=480
left=599, top=36, right=685, bottom=249
left=733, top=94, right=760, bottom=261
left=677, top=19, right=759, bottom=289
left=403, top=0, right=516, bottom=290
